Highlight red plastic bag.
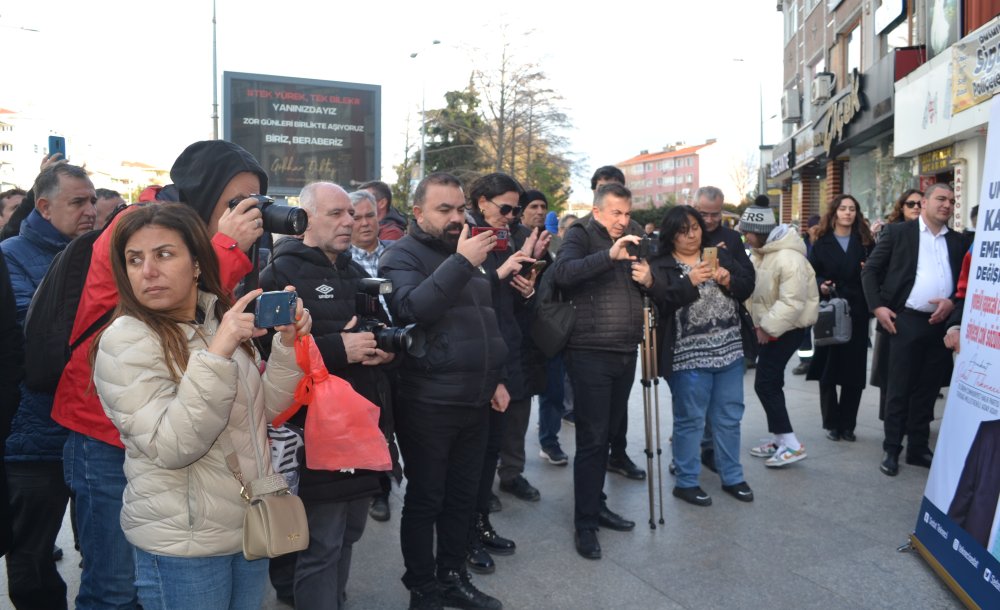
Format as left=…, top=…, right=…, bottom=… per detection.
left=273, top=335, right=391, bottom=472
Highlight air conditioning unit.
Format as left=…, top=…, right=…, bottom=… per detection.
left=810, top=73, right=835, bottom=104
left=781, top=90, right=801, bottom=123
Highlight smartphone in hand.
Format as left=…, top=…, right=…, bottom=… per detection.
left=254, top=290, right=297, bottom=328
left=702, top=247, right=718, bottom=271
left=471, top=226, right=510, bottom=252
left=48, top=135, right=67, bottom=160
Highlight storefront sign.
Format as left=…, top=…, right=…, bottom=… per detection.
left=952, top=16, right=1000, bottom=115
left=816, top=70, right=863, bottom=154
left=875, top=0, right=906, bottom=35
left=769, top=139, right=794, bottom=180
left=224, top=71, right=380, bottom=195
left=919, top=145, right=954, bottom=174
left=953, top=161, right=966, bottom=231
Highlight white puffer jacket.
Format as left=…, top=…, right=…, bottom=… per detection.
left=94, top=291, right=302, bottom=557
left=748, top=225, right=820, bottom=338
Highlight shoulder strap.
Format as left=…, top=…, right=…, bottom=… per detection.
left=218, top=430, right=288, bottom=500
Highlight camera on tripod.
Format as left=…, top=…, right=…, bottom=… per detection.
left=626, top=236, right=658, bottom=259
left=228, top=194, right=308, bottom=235
left=353, top=278, right=426, bottom=357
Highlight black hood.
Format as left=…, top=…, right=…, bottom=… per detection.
left=270, top=235, right=354, bottom=271
left=168, top=140, right=269, bottom=224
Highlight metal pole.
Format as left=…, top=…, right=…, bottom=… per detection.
left=211, top=0, right=219, bottom=140
left=640, top=296, right=657, bottom=529
left=419, top=82, right=426, bottom=180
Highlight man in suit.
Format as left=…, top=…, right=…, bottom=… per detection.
left=862, top=183, right=965, bottom=477
left=948, top=419, right=1000, bottom=550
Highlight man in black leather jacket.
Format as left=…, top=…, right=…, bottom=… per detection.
left=379, top=172, right=507, bottom=610
left=553, top=182, right=646, bottom=560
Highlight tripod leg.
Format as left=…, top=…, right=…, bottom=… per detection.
left=648, top=304, right=665, bottom=525
left=642, top=378, right=655, bottom=529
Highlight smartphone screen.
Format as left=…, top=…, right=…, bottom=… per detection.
left=702, top=247, right=718, bottom=271
left=48, top=135, right=66, bottom=160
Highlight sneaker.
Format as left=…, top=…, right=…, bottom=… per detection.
left=369, top=494, right=390, bottom=522
left=721, top=481, right=755, bottom=502
left=607, top=455, right=646, bottom=480
left=499, top=475, right=541, bottom=501
left=764, top=445, right=807, bottom=468
left=562, top=412, right=576, bottom=425
left=672, top=486, right=712, bottom=507
left=749, top=440, right=779, bottom=458
left=539, top=445, right=569, bottom=466
left=792, top=360, right=810, bottom=375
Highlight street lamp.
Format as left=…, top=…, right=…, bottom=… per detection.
left=410, top=40, right=440, bottom=180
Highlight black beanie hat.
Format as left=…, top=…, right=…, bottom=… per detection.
left=169, top=141, right=269, bottom=224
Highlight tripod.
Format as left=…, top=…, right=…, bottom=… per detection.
left=640, top=295, right=665, bottom=528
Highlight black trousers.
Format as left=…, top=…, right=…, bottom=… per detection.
left=566, top=349, right=637, bottom=532
left=753, top=328, right=804, bottom=435
left=820, top=383, right=863, bottom=433
left=5, top=460, right=70, bottom=610
left=396, top=400, right=488, bottom=589
left=883, top=310, right=951, bottom=454
left=476, top=407, right=505, bottom=514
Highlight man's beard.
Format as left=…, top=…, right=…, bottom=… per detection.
left=440, top=222, right=463, bottom=250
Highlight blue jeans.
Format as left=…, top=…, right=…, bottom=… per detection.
left=537, top=353, right=565, bottom=450
left=667, top=359, right=746, bottom=489
left=63, top=431, right=139, bottom=609
left=133, top=549, right=269, bottom=610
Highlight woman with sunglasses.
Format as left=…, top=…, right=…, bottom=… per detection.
left=871, top=188, right=923, bottom=419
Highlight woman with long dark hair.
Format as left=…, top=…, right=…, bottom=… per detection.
left=806, top=194, right=874, bottom=441
left=647, top=206, right=756, bottom=506
left=92, top=204, right=307, bottom=609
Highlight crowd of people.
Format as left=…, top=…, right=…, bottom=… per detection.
left=0, top=141, right=964, bottom=610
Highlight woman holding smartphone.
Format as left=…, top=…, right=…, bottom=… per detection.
left=92, top=204, right=308, bottom=609
left=646, top=205, right=756, bottom=506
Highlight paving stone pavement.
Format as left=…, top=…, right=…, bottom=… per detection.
left=1, top=353, right=962, bottom=609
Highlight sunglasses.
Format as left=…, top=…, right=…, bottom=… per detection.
left=487, top=199, right=521, bottom=217
left=903, top=199, right=922, bottom=209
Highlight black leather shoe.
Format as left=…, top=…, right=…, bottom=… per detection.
left=701, top=448, right=717, bottom=473
left=826, top=430, right=841, bottom=441
left=575, top=529, right=601, bottom=560
left=409, top=583, right=443, bottom=610
left=466, top=543, right=495, bottom=575
left=880, top=451, right=900, bottom=476
left=499, top=475, right=540, bottom=502
left=841, top=431, right=857, bottom=442
left=477, top=512, right=515, bottom=556
left=598, top=504, right=635, bottom=531
left=607, top=455, right=646, bottom=480
left=369, top=493, right=390, bottom=522
left=438, top=569, right=502, bottom=610
left=53, top=545, right=64, bottom=562
left=906, top=449, right=934, bottom=468
left=673, top=485, right=712, bottom=506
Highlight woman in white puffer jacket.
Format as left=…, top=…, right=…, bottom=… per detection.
left=93, top=203, right=308, bottom=610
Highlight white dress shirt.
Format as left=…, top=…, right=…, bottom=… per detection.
left=904, top=216, right=954, bottom=312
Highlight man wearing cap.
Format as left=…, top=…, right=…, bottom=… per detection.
left=51, top=140, right=267, bottom=609
left=740, top=196, right=818, bottom=469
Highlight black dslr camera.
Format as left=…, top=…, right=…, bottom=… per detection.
left=228, top=194, right=308, bottom=235
left=353, top=278, right=426, bottom=357
left=626, top=236, right=658, bottom=259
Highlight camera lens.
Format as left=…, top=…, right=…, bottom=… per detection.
left=261, top=204, right=309, bottom=235
left=373, top=324, right=425, bottom=357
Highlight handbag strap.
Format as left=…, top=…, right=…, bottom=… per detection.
left=218, top=430, right=289, bottom=501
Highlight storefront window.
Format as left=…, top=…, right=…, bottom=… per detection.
left=846, top=25, right=862, bottom=75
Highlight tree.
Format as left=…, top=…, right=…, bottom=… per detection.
left=423, top=82, right=489, bottom=185
left=729, top=151, right=758, bottom=204
left=390, top=113, right=417, bottom=208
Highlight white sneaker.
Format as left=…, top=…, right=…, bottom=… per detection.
left=764, top=445, right=807, bottom=468
left=749, top=440, right=779, bottom=458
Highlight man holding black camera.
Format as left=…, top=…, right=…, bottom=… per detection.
left=553, top=182, right=647, bottom=560
left=261, top=181, right=393, bottom=610
left=379, top=172, right=506, bottom=610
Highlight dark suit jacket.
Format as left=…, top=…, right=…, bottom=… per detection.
left=861, top=219, right=965, bottom=315
left=948, top=419, right=1000, bottom=549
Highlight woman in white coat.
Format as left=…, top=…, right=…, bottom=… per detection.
left=93, top=203, right=308, bottom=610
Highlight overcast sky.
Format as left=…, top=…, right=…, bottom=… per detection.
left=1, top=0, right=784, bottom=200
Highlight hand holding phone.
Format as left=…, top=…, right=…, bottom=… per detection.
left=254, top=290, right=298, bottom=328
left=48, top=136, right=66, bottom=161
left=519, top=259, right=547, bottom=278
left=471, top=226, right=510, bottom=252
left=702, top=247, right=718, bottom=272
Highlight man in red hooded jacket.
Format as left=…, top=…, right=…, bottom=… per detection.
left=50, top=140, right=268, bottom=610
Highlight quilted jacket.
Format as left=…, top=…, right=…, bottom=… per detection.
left=747, top=225, right=820, bottom=338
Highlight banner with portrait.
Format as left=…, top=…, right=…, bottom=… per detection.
left=913, top=94, right=1000, bottom=607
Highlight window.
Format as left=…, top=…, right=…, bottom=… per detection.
left=659, top=159, right=674, bottom=171
left=686, top=174, right=693, bottom=183
left=846, top=24, right=861, bottom=76
left=630, top=165, right=643, bottom=176
left=644, top=162, right=653, bottom=172
left=805, top=0, right=820, bottom=15
left=784, top=1, right=799, bottom=43
left=688, top=157, right=695, bottom=167
left=1, top=144, right=12, bottom=152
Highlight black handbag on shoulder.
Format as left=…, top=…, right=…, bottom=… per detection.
left=530, top=270, right=576, bottom=358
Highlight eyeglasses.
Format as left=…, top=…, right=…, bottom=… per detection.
left=903, top=199, right=922, bottom=209
left=487, top=199, right=521, bottom=217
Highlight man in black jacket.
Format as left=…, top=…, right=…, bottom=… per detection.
left=554, top=182, right=644, bottom=560
left=260, top=181, right=393, bottom=610
left=861, top=183, right=965, bottom=477
left=379, top=172, right=506, bottom=610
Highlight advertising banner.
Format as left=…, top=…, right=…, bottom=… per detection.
left=952, top=17, right=1000, bottom=115
left=913, top=94, right=1000, bottom=607
left=224, top=72, right=380, bottom=195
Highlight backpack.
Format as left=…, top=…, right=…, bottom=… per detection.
left=23, top=212, right=121, bottom=393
